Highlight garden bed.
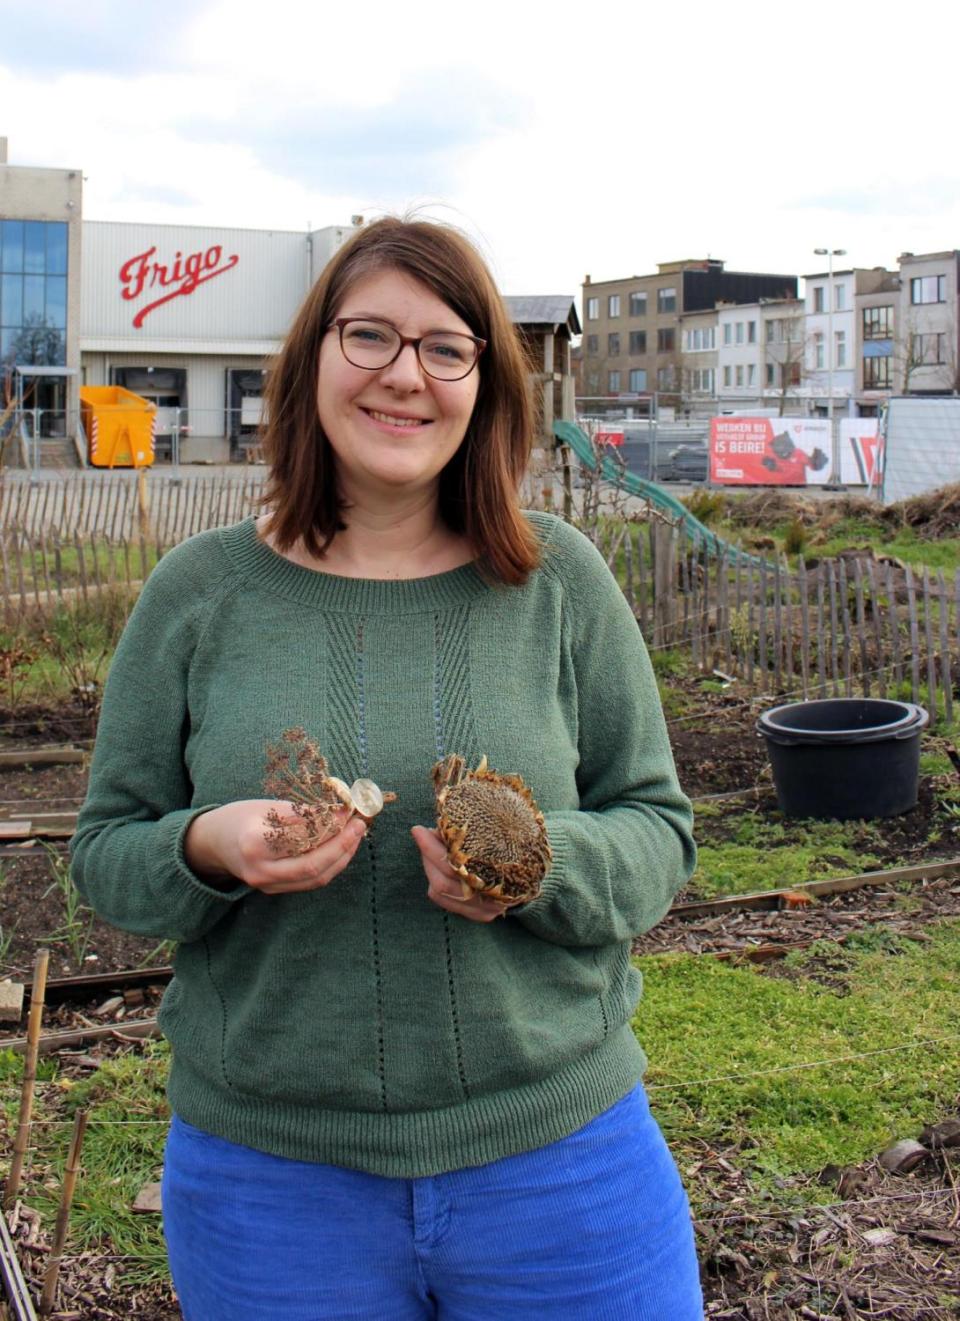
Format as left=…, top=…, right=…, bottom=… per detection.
left=0, top=689, right=957, bottom=1319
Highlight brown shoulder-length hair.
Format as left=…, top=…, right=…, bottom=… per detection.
left=260, top=216, right=539, bottom=585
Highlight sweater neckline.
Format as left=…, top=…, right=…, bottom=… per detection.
left=218, top=517, right=495, bottom=613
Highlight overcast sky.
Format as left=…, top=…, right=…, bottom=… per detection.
left=3, top=0, right=958, bottom=306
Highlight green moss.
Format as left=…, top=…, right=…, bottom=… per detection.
left=692, top=811, right=883, bottom=896
left=636, top=919, right=960, bottom=1182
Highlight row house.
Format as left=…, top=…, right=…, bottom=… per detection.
left=583, top=248, right=958, bottom=421
left=803, top=266, right=901, bottom=418
left=580, top=259, right=797, bottom=411
left=806, top=255, right=958, bottom=418
left=679, top=298, right=805, bottom=412
left=895, top=251, right=960, bottom=397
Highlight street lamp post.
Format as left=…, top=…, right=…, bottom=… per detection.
left=814, top=247, right=846, bottom=485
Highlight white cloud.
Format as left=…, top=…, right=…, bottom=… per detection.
left=2, top=0, right=959, bottom=301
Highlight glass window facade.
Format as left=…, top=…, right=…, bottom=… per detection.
left=0, top=220, right=69, bottom=367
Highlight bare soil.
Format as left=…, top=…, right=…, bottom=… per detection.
left=0, top=697, right=958, bottom=1319
left=0, top=757, right=163, bottom=982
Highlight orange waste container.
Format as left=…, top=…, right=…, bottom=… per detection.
left=80, top=386, right=156, bottom=468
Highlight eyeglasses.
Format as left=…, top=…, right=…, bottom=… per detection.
left=329, top=317, right=486, bottom=382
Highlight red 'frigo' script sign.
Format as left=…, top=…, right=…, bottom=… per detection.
left=119, top=244, right=240, bottom=328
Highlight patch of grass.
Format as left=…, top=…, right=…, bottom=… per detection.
left=0, top=589, right=133, bottom=707
left=637, top=918, right=960, bottom=1181
left=683, top=489, right=726, bottom=526
left=692, top=811, right=882, bottom=896
left=41, top=842, right=95, bottom=964
left=27, top=1042, right=171, bottom=1285
left=921, top=749, right=954, bottom=777
left=650, top=647, right=690, bottom=679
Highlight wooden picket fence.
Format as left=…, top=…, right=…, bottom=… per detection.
left=0, top=472, right=267, bottom=540
left=1, top=504, right=957, bottom=725
left=0, top=529, right=164, bottom=621
left=586, top=518, right=958, bottom=722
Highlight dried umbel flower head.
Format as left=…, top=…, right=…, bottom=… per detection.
left=263, top=727, right=395, bottom=856
left=432, top=754, right=551, bottom=904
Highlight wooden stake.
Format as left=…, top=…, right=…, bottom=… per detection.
left=905, top=563, right=920, bottom=704
left=38, top=1109, right=88, bottom=1316
left=867, top=558, right=886, bottom=699
left=798, top=557, right=810, bottom=699
left=923, top=566, right=937, bottom=719
left=853, top=558, right=869, bottom=697
left=813, top=563, right=825, bottom=696
left=4, top=950, right=50, bottom=1209
left=939, top=569, right=953, bottom=727
left=137, top=468, right=149, bottom=537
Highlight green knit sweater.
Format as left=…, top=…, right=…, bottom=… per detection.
left=71, top=512, right=695, bottom=1177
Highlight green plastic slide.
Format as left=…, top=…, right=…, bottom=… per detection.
left=553, top=420, right=762, bottom=566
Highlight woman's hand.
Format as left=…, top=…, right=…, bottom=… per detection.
left=410, top=825, right=520, bottom=923
left=185, top=800, right=367, bottom=895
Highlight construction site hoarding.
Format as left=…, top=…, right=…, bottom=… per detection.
left=709, top=417, right=831, bottom=485
left=881, top=397, right=960, bottom=503
left=838, top=419, right=882, bottom=487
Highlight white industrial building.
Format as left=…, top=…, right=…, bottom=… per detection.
left=1, top=135, right=358, bottom=463
left=79, top=219, right=356, bottom=461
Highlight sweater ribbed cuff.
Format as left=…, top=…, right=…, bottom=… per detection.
left=509, top=816, right=569, bottom=918
left=172, top=805, right=249, bottom=903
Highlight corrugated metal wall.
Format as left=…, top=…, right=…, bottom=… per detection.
left=81, top=221, right=309, bottom=341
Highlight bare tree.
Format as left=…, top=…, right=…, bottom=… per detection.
left=763, top=316, right=809, bottom=415
left=893, top=309, right=959, bottom=394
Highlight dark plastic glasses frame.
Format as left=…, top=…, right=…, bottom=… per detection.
left=329, top=317, right=487, bottom=381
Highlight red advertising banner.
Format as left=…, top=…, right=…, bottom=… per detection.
left=709, top=418, right=831, bottom=485
left=594, top=429, right=624, bottom=446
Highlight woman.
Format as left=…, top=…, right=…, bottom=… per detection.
left=71, top=217, right=703, bottom=1320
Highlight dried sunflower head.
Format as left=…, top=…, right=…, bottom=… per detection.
left=431, top=754, right=551, bottom=904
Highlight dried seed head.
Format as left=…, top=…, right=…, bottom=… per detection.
left=262, top=729, right=397, bottom=855
left=432, top=756, right=551, bottom=903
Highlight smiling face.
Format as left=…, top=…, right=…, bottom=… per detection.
left=316, top=267, right=481, bottom=504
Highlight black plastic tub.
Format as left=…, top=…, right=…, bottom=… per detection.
left=756, top=698, right=929, bottom=820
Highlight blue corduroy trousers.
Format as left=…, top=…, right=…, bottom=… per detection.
left=161, top=1083, right=704, bottom=1320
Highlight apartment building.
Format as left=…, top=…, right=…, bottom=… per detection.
left=897, top=251, right=960, bottom=396
left=716, top=304, right=762, bottom=404
left=761, top=299, right=805, bottom=411
left=803, top=267, right=898, bottom=418
left=677, top=297, right=806, bottom=414
left=856, top=272, right=899, bottom=413
left=581, top=259, right=796, bottom=410
left=678, top=308, right=717, bottom=404
left=803, top=267, right=855, bottom=417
